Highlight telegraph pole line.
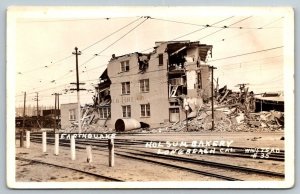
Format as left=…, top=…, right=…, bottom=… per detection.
left=54, top=93, right=57, bottom=132
left=71, top=47, right=85, bottom=133
left=51, top=93, right=62, bottom=133
left=209, top=66, right=217, bottom=130
left=56, top=93, right=62, bottom=130
left=33, top=92, right=40, bottom=128
left=20, top=92, right=26, bottom=147
left=51, top=93, right=57, bottom=133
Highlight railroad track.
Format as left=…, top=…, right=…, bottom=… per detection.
left=23, top=134, right=285, bottom=181
left=16, top=156, right=124, bottom=182
left=21, top=133, right=285, bottom=161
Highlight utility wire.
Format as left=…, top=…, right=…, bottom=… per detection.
left=17, top=17, right=142, bottom=76
left=258, top=16, right=284, bottom=29
left=208, top=46, right=283, bottom=62
left=25, top=17, right=143, bottom=88
left=197, top=16, right=252, bottom=41
left=95, top=17, right=149, bottom=56
left=19, top=16, right=141, bottom=23
left=212, top=17, right=284, bottom=45
left=172, top=16, right=234, bottom=41
left=81, top=17, right=142, bottom=51
left=79, top=17, right=149, bottom=68
left=218, top=55, right=283, bottom=69
left=150, top=17, right=281, bottom=29
left=140, top=16, right=235, bottom=52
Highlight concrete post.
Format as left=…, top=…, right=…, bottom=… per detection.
left=71, top=135, right=76, bottom=160
left=42, top=131, right=47, bottom=152
left=54, top=133, right=59, bottom=155
left=25, top=131, right=30, bottom=148
left=86, top=146, right=92, bottom=163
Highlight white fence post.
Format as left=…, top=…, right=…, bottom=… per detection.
left=71, top=134, right=76, bottom=160
left=25, top=131, right=30, bottom=148
left=86, top=146, right=93, bottom=163
left=54, top=133, right=59, bottom=155
left=42, top=131, right=47, bottom=152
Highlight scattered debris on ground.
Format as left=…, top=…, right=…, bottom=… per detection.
left=62, top=84, right=284, bottom=133
left=63, top=104, right=113, bottom=133
left=162, top=84, right=284, bottom=133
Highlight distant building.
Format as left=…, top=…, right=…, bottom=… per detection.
left=255, top=92, right=284, bottom=112
left=60, top=103, right=78, bottom=129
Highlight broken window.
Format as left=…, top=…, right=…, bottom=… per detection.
left=122, top=105, right=131, bottom=118
left=69, top=109, right=76, bottom=120
left=121, top=60, right=130, bottom=72
left=197, top=72, right=202, bottom=89
left=140, top=79, right=149, bottom=92
left=121, top=82, right=130, bottom=94
left=138, top=56, right=149, bottom=72
left=158, top=54, right=163, bottom=65
left=141, top=104, right=150, bottom=117
left=99, top=107, right=111, bottom=119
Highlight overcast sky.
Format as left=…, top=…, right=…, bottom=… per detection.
left=11, top=7, right=287, bottom=107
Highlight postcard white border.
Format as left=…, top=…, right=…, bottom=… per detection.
left=6, top=6, right=294, bottom=189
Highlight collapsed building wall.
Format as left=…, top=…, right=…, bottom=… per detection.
left=165, top=41, right=212, bottom=122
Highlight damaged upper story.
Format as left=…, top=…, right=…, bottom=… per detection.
left=155, top=41, right=213, bottom=100
left=159, top=40, right=213, bottom=71
left=95, top=69, right=111, bottom=106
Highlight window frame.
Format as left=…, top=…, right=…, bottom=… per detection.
left=120, top=60, right=130, bottom=72
left=121, top=82, right=131, bottom=95
left=69, top=109, right=76, bottom=121
left=99, top=107, right=111, bottom=119
left=139, top=79, right=150, bottom=93
left=140, top=104, right=150, bottom=117
left=122, top=105, right=131, bottom=118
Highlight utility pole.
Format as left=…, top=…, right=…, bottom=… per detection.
left=54, top=93, right=57, bottom=132
left=71, top=47, right=85, bottom=133
left=51, top=93, right=62, bottom=133
left=210, top=66, right=217, bottom=130
left=20, top=92, right=26, bottom=147
left=56, top=93, right=62, bottom=130
left=33, top=92, right=40, bottom=128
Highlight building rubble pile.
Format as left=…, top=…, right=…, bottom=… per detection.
left=63, top=104, right=114, bottom=133
left=166, top=85, right=284, bottom=132
left=62, top=84, right=284, bottom=133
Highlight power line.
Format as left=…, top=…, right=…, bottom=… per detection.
left=139, top=16, right=235, bottom=52
left=208, top=46, right=283, bottom=62
left=150, top=17, right=281, bottom=30
left=212, top=17, right=284, bottom=45
left=172, top=16, right=234, bottom=41
left=79, top=17, right=149, bottom=68
left=96, top=17, right=149, bottom=56
left=258, top=17, right=284, bottom=29
left=197, top=16, right=252, bottom=41
left=19, top=16, right=142, bottom=23
left=81, top=17, right=142, bottom=51
left=17, top=17, right=142, bottom=76
left=217, top=55, right=283, bottom=70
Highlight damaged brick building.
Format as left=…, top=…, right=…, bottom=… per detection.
left=93, top=40, right=213, bottom=130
